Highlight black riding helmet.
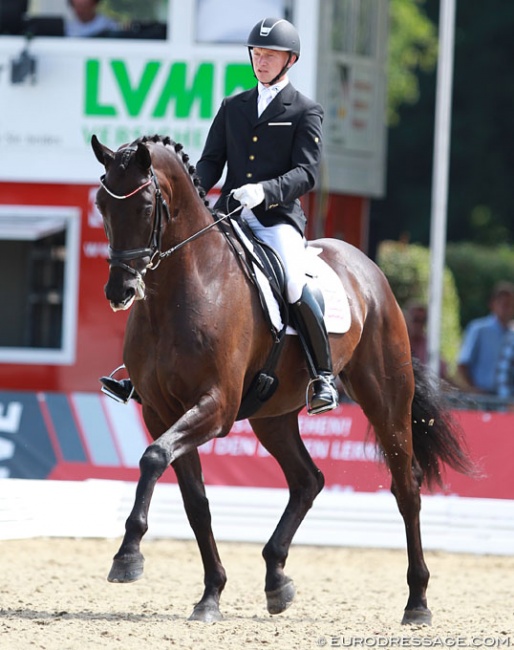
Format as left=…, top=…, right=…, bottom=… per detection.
left=247, top=17, right=300, bottom=86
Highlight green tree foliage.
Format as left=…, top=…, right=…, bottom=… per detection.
left=378, top=241, right=514, bottom=369
left=446, top=242, right=514, bottom=328
left=388, top=0, right=438, bottom=125
left=371, top=0, right=514, bottom=252
left=377, top=240, right=461, bottom=371
left=446, top=0, right=514, bottom=244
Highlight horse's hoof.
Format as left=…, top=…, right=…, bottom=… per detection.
left=188, top=604, right=223, bottom=623
left=266, top=578, right=296, bottom=615
left=401, top=607, right=433, bottom=626
left=107, top=554, right=145, bottom=583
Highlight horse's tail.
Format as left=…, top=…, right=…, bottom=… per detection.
left=411, top=358, right=477, bottom=489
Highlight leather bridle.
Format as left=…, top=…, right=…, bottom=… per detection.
left=99, top=167, right=170, bottom=277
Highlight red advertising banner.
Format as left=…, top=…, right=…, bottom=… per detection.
left=196, top=406, right=514, bottom=499
left=197, top=407, right=386, bottom=492
left=1, top=390, right=513, bottom=501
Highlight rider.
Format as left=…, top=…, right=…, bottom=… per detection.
left=100, top=17, right=339, bottom=415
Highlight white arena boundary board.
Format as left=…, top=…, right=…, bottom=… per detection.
left=1, top=479, right=513, bottom=555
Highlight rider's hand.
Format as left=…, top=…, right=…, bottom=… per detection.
left=232, top=183, right=265, bottom=209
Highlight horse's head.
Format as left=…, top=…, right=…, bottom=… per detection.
left=91, top=134, right=170, bottom=312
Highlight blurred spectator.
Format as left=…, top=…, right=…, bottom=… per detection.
left=495, top=327, right=514, bottom=399
left=404, top=300, right=449, bottom=380
left=457, top=281, right=514, bottom=393
left=65, top=0, right=120, bottom=37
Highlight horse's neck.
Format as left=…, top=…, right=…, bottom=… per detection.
left=143, top=207, right=236, bottom=330
left=155, top=178, right=231, bottom=284
left=166, top=171, right=213, bottom=242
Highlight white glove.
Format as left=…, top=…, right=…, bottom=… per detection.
left=232, top=183, right=265, bottom=209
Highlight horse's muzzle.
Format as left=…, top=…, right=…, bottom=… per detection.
left=105, top=274, right=146, bottom=312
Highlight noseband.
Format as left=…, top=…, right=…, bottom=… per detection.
left=99, top=168, right=170, bottom=278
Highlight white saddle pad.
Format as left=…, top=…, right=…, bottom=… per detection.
left=253, top=246, right=351, bottom=335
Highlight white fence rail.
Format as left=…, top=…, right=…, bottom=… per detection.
left=1, top=479, right=514, bottom=555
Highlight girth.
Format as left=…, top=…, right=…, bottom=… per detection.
left=214, top=213, right=289, bottom=421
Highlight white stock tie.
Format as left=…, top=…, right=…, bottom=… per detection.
left=257, top=87, right=274, bottom=117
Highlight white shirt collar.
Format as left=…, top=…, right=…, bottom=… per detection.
left=258, top=77, right=289, bottom=98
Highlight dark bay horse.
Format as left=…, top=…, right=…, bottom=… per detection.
left=91, top=134, right=473, bottom=625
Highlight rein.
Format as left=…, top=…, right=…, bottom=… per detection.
left=100, top=167, right=243, bottom=274
left=147, top=203, right=243, bottom=270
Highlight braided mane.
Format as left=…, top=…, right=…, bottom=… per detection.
left=133, top=134, right=210, bottom=207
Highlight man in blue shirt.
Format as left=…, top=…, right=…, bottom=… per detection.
left=457, top=281, right=514, bottom=393
left=496, top=328, right=514, bottom=399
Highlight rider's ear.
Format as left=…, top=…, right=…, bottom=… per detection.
left=135, top=142, right=152, bottom=171
left=91, top=134, right=115, bottom=169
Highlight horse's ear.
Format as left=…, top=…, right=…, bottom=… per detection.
left=135, top=142, right=152, bottom=171
left=91, top=134, right=115, bottom=168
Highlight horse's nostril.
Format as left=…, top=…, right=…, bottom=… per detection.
left=105, top=283, right=133, bottom=304
left=119, top=287, right=136, bottom=306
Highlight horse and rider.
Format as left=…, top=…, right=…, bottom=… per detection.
left=92, top=17, right=473, bottom=625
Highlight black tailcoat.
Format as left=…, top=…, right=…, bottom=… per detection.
left=196, top=83, right=323, bottom=234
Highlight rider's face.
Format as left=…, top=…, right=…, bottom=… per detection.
left=251, top=48, right=294, bottom=86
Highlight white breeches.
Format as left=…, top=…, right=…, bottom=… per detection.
left=243, top=211, right=307, bottom=304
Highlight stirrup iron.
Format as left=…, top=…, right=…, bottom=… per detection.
left=305, top=376, right=339, bottom=416
left=100, top=365, right=135, bottom=404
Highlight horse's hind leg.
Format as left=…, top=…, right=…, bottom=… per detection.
left=250, top=413, right=324, bottom=615
left=173, top=450, right=226, bottom=622
left=380, top=421, right=431, bottom=625
left=346, top=360, right=431, bottom=626
left=390, top=454, right=431, bottom=626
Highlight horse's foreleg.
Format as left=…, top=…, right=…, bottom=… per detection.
left=108, top=393, right=229, bottom=618
left=107, top=431, right=167, bottom=583
left=250, top=414, right=324, bottom=615
left=173, top=451, right=226, bottom=622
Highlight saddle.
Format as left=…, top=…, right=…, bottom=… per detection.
left=215, top=214, right=289, bottom=421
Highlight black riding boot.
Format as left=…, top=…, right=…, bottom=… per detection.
left=100, top=367, right=141, bottom=404
left=290, top=285, right=339, bottom=415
